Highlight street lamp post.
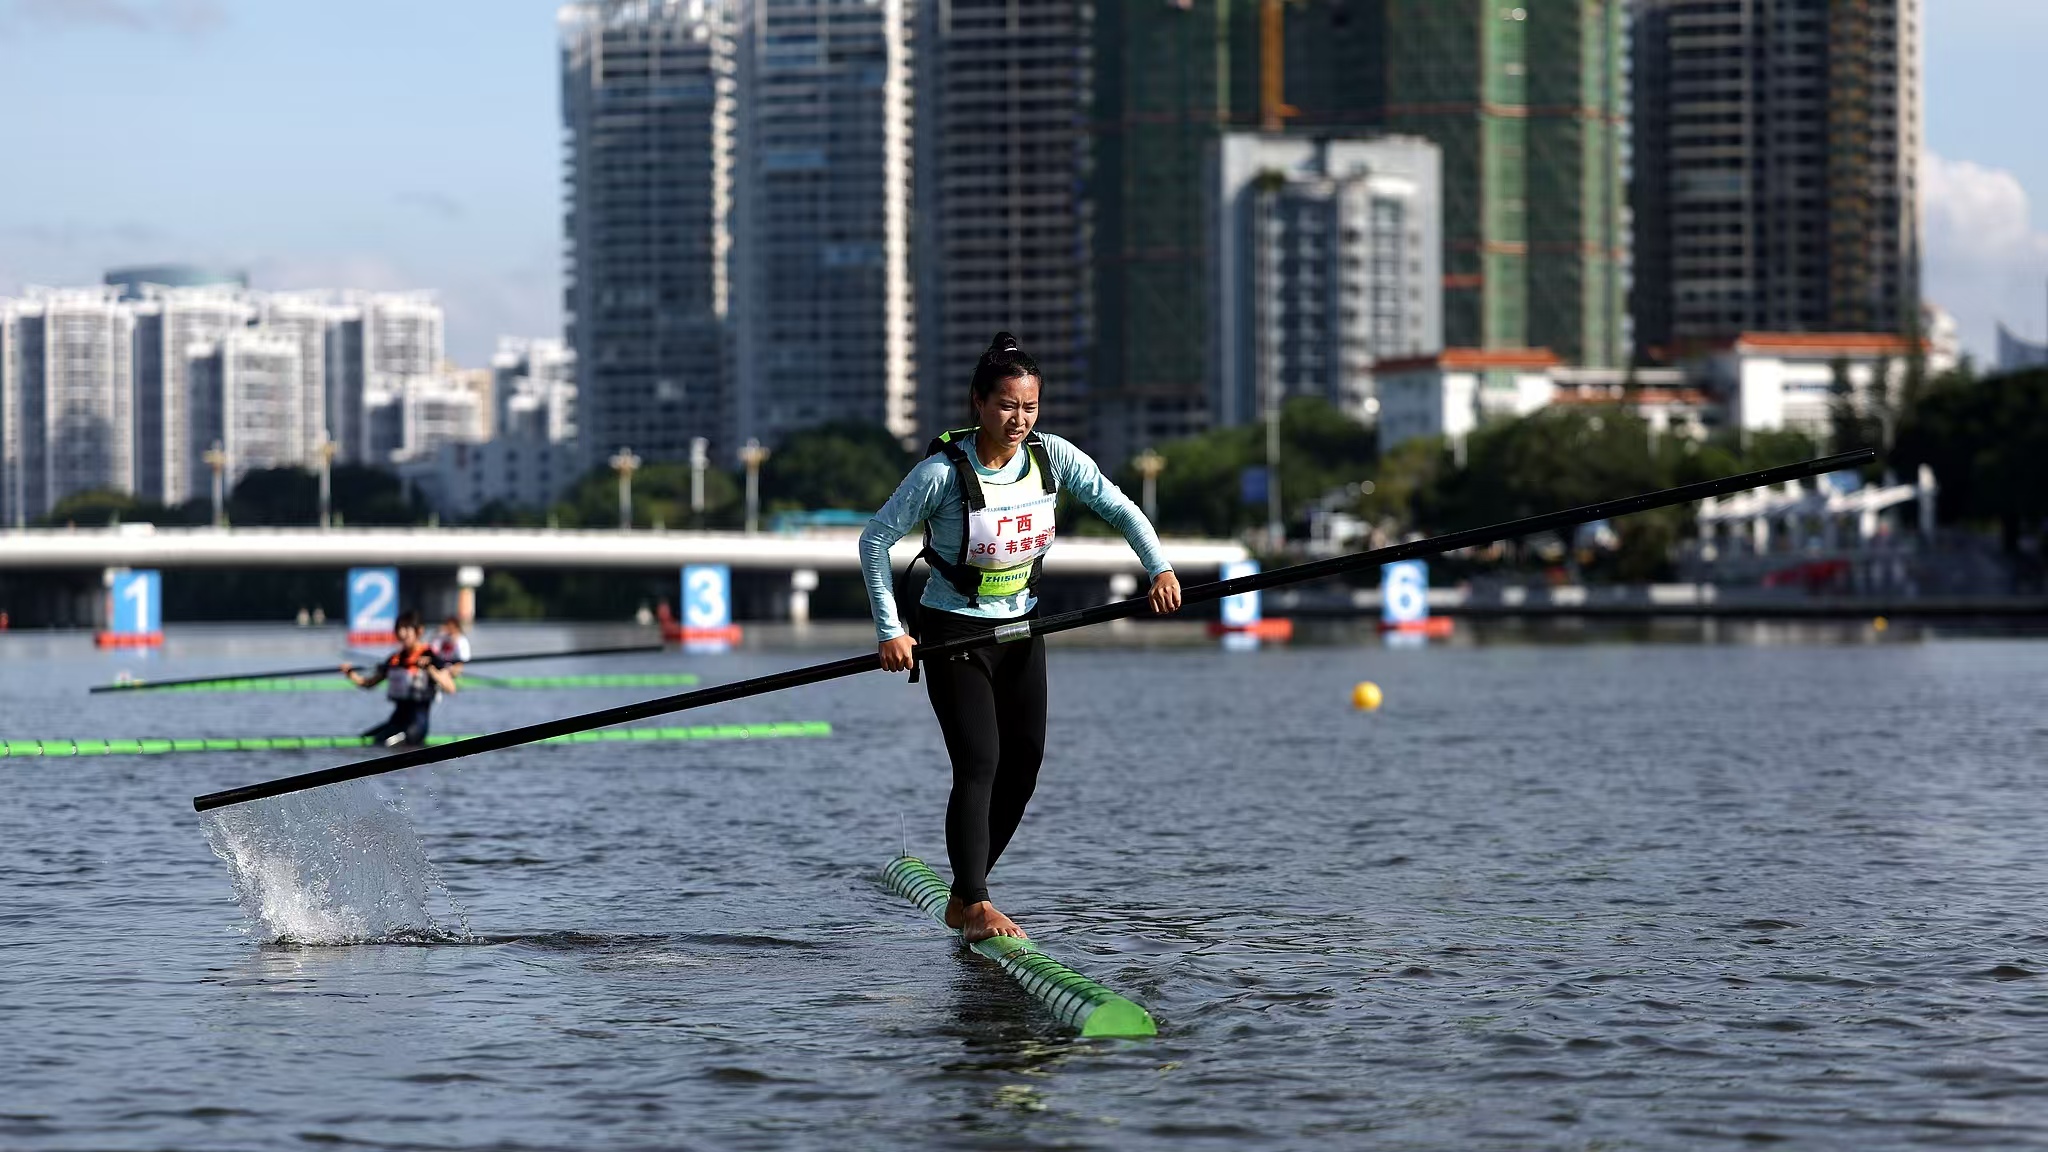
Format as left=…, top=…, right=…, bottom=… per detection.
left=609, top=447, right=642, bottom=531
left=316, top=438, right=337, bottom=530
left=1134, top=448, right=1166, bottom=523
left=689, top=436, right=709, bottom=515
left=739, top=438, right=771, bottom=535
left=203, top=441, right=228, bottom=528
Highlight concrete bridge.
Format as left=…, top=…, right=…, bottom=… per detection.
left=0, top=525, right=1249, bottom=626
left=0, top=524, right=1245, bottom=573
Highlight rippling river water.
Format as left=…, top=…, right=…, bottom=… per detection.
left=4, top=623, right=2048, bottom=1150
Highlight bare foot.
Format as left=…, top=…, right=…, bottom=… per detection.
left=944, top=894, right=966, bottom=931
left=960, top=900, right=1028, bottom=942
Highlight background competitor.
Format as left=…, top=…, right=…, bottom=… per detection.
left=860, top=332, right=1182, bottom=942
left=433, top=617, right=471, bottom=679
left=342, top=610, right=459, bottom=747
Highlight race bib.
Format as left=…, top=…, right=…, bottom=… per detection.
left=962, top=490, right=1059, bottom=572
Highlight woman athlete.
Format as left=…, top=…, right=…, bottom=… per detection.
left=343, top=610, right=459, bottom=746
left=859, top=333, right=1181, bottom=941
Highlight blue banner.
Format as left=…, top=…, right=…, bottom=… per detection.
left=1239, top=466, right=1269, bottom=507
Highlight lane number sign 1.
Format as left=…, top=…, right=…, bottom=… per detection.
left=110, top=569, right=161, bottom=636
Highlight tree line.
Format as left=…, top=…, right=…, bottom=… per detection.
left=31, top=361, right=2044, bottom=608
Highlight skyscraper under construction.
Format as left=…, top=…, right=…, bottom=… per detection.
left=1089, top=1, right=1261, bottom=464
left=1086, top=0, right=1626, bottom=460
left=1381, top=0, right=1626, bottom=367
left=1631, top=0, right=1923, bottom=357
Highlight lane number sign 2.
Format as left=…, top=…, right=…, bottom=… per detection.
left=348, top=567, right=399, bottom=635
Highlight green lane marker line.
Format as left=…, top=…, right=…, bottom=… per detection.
left=881, top=855, right=1157, bottom=1040
left=472, top=673, right=703, bottom=689
left=1, top=722, right=833, bottom=759
left=120, top=672, right=704, bottom=694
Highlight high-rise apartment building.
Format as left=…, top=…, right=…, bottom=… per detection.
left=399, top=383, right=487, bottom=459
left=0, top=289, right=136, bottom=525
left=257, top=293, right=332, bottom=461
left=561, top=0, right=735, bottom=467
left=404, top=338, right=578, bottom=518
left=1209, top=134, right=1442, bottom=426
left=357, top=291, right=443, bottom=382
left=1, top=280, right=465, bottom=519
left=1381, top=0, right=1625, bottom=367
left=191, top=331, right=304, bottom=488
left=1632, top=0, right=1923, bottom=355
left=131, top=285, right=254, bottom=503
left=732, top=0, right=916, bottom=448
left=307, top=291, right=444, bottom=465
left=492, top=336, right=579, bottom=444
left=915, top=0, right=1093, bottom=445
left=326, top=308, right=367, bottom=462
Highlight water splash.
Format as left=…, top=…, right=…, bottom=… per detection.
left=201, top=778, right=470, bottom=945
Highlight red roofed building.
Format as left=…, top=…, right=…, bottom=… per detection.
left=1705, top=331, right=1928, bottom=440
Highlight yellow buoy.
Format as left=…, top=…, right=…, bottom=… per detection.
left=1873, top=616, right=1889, bottom=632
left=1351, top=681, right=1383, bottom=711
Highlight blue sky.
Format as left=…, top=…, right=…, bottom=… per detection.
left=0, top=0, right=2043, bottom=364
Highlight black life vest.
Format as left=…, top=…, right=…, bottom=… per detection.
left=384, top=647, right=442, bottom=703
left=916, top=426, right=1059, bottom=607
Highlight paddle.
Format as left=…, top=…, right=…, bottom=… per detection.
left=94, top=643, right=669, bottom=694
left=193, top=449, right=1872, bottom=812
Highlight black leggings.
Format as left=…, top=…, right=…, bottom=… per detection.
left=919, top=606, right=1048, bottom=906
left=363, top=700, right=432, bottom=746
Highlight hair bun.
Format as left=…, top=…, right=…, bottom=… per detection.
left=988, top=331, right=1019, bottom=355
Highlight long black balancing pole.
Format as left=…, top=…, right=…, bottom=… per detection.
left=96, top=642, right=669, bottom=694
left=193, top=449, right=1872, bottom=812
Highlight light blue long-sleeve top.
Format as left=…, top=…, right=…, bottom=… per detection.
left=859, top=431, right=1172, bottom=642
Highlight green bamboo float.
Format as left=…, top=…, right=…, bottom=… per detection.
left=110, top=672, right=704, bottom=694
left=881, top=855, right=1156, bottom=1039
left=2, top=721, right=830, bottom=758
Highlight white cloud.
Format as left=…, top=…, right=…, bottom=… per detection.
left=244, top=252, right=560, bottom=366
left=0, top=0, right=227, bottom=38
left=1, top=242, right=558, bottom=368
left=394, top=191, right=465, bottom=222
left=0, top=220, right=184, bottom=297
left=1922, top=151, right=2048, bottom=364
